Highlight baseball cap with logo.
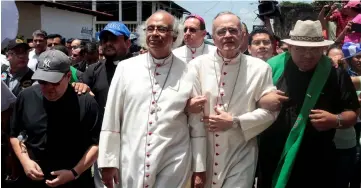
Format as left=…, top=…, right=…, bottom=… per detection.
left=32, top=50, right=70, bottom=83
left=99, top=22, right=131, bottom=40
left=7, top=39, right=30, bottom=51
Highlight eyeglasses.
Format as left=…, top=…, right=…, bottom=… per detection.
left=215, top=27, right=240, bottom=36
left=144, top=26, right=173, bottom=34
left=184, top=27, right=200, bottom=33
left=293, top=46, right=324, bottom=55
left=251, top=40, right=272, bottom=46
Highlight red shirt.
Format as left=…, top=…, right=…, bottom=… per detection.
left=330, top=11, right=352, bottom=37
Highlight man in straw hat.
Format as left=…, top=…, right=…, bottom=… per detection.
left=257, top=20, right=360, bottom=188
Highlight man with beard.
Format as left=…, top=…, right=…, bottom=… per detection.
left=72, top=22, right=132, bottom=188
left=173, top=14, right=216, bottom=63
left=248, top=28, right=274, bottom=61
left=186, top=11, right=277, bottom=188
left=28, top=30, right=48, bottom=71
left=71, top=45, right=87, bottom=72
left=97, top=10, right=200, bottom=188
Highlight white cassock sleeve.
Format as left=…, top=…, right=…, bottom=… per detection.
left=238, top=65, right=278, bottom=141
left=188, top=62, right=207, bottom=172
left=97, top=64, right=125, bottom=169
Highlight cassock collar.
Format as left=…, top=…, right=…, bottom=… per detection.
left=187, top=42, right=205, bottom=56
left=147, top=52, right=173, bottom=68
left=214, top=49, right=242, bottom=65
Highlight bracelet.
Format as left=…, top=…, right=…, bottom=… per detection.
left=70, top=169, right=79, bottom=180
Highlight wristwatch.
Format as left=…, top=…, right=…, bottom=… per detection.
left=232, top=117, right=241, bottom=128
left=336, top=114, right=343, bottom=129
left=70, top=168, right=79, bottom=180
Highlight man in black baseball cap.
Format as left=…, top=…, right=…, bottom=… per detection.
left=2, top=39, right=34, bottom=96
left=10, top=49, right=101, bottom=188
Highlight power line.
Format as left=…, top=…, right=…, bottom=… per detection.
left=203, top=1, right=220, bottom=15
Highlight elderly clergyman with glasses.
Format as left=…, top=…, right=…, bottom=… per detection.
left=186, top=11, right=278, bottom=187
left=97, top=10, right=205, bottom=188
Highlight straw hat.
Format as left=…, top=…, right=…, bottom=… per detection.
left=282, top=20, right=334, bottom=47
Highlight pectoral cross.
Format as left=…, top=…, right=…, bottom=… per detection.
left=150, top=103, right=162, bottom=121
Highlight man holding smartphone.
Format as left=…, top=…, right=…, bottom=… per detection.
left=335, top=1, right=361, bottom=44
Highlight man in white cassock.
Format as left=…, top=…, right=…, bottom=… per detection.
left=97, top=10, right=204, bottom=188
left=188, top=12, right=278, bottom=188
left=173, top=14, right=216, bottom=63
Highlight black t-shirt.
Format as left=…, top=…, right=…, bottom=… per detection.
left=82, top=54, right=132, bottom=114
left=10, top=84, right=101, bottom=185
left=258, top=59, right=360, bottom=187
left=81, top=59, right=116, bottom=115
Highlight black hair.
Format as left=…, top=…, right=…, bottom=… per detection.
left=51, top=45, right=69, bottom=56
left=73, top=45, right=86, bottom=56
left=48, top=34, right=62, bottom=39
left=326, top=44, right=341, bottom=56
left=185, top=15, right=206, bottom=30
left=84, top=42, right=98, bottom=54
left=66, top=38, right=74, bottom=44
left=248, top=28, right=274, bottom=45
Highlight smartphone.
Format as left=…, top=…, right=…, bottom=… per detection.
left=351, top=23, right=361, bottom=33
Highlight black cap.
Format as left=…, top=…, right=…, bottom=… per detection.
left=7, top=39, right=30, bottom=50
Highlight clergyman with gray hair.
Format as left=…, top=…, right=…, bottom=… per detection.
left=97, top=10, right=206, bottom=188
left=186, top=11, right=278, bottom=187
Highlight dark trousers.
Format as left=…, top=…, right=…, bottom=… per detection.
left=335, top=147, right=357, bottom=188
left=350, top=123, right=361, bottom=188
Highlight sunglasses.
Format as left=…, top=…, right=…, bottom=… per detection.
left=184, top=27, right=199, bottom=33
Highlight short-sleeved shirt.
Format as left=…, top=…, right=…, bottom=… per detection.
left=258, top=59, right=360, bottom=188
left=330, top=11, right=352, bottom=39
left=10, top=84, right=101, bottom=187
left=344, top=14, right=361, bottom=43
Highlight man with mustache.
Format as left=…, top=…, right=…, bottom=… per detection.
left=248, top=28, right=274, bottom=61
left=98, top=10, right=202, bottom=188
left=257, top=20, right=360, bottom=188
left=173, top=14, right=216, bottom=63
left=73, top=22, right=132, bottom=188
left=187, top=11, right=277, bottom=188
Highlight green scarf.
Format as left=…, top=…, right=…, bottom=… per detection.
left=70, top=66, right=79, bottom=83
left=267, top=52, right=332, bottom=188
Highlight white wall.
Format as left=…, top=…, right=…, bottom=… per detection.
left=40, top=6, right=94, bottom=40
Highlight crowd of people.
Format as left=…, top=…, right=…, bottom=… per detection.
left=1, top=1, right=361, bottom=188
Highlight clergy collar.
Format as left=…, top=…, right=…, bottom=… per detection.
left=187, top=42, right=205, bottom=52
left=215, top=49, right=242, bottom=65
left=148, top=52, right=173, bottom=67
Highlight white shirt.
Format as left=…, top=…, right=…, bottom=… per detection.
left=0, top=54, right=9, bottom=66
left=27, top=49, right=39, bottom=71
left=1, top=80, right=16, bottom=111
left=98, top=52, right=203, bottom=188
left=188, top=51, right=277, bottom=188
left=173, top=42, right=217, bottom=63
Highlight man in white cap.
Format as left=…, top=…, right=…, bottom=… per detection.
left=257, top=20, right=360, bottom=188
left=187, top=11, right=277, bottom=188
left=98, top=10, right=200, bottom=188
left=173, top=14, right=216, bottom=63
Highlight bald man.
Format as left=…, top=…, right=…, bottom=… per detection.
left=98, top=11, right=203, bottom=188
